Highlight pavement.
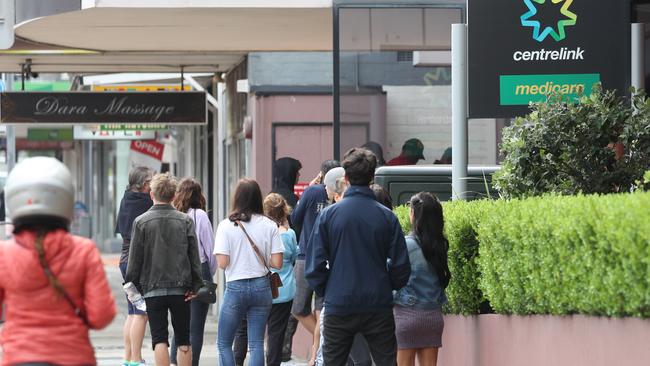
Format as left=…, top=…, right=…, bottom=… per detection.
left=94, top=255, right=309, bottom=365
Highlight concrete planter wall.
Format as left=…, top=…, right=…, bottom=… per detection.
left=292, top=314, right=650, bottom=365
left=439, top=314, right=650, bottom=366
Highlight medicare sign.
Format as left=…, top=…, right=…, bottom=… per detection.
left=468, top=0, right=630, bottom=118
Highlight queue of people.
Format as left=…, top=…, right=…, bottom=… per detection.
left=0, top=145, right=450, bottom=366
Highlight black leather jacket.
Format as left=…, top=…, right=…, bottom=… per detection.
left=125, top=204, right=203, bottom=294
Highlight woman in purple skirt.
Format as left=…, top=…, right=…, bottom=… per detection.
left=393, top=192, right=451, bottom=366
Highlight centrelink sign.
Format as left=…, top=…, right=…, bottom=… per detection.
left=468, top=0, right=630, bottom=118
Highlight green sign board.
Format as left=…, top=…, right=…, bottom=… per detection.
left=499, top=73, right=600, bottom=105
left=27, top=128, right=74, bottom=141
left=100, top=124, right=167, bottom=131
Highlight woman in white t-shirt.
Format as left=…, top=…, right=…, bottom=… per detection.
left=215, top=179, right=284, bottom=366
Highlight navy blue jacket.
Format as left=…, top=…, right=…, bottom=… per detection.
left=305, top=185, right=411, bottom=315
left=291, top=184, right=328, bottom=259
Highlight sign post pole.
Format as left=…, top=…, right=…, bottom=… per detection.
left=631, top=23, right=645, bottom=92
left=452, top=23, right=468, bottom=201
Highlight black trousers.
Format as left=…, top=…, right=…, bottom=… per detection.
left=170, top=262, right=212, bottom=366
left=233, top=317, right=248, bottom=365
left=266, top=301, right=293, bottom=366
left=145, top=295, right=191, bottom=350
left=323, top=312, right=397, bottom=366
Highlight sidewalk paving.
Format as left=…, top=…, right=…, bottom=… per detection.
left=97, top=254, right=308, bottom=366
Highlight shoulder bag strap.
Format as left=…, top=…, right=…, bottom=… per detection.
left=14, top=236, right=89, bottom=326
left=236, top=220, right=271, bottom=272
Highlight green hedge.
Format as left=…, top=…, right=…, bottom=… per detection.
left=393, top=192, right=650, bottom=317
left=395, top=200, right=495, bottom=315
left=477, top=192, right=650, bottom=317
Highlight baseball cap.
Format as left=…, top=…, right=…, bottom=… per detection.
left=442, top=147, right=452, bottom=160
left=403, top=138, right=425, bottom=160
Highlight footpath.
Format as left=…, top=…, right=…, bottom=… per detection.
left=97, top=255, right=308, bottom=366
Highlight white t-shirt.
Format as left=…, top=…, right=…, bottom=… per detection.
left=214, top=214, right=284, bottom=282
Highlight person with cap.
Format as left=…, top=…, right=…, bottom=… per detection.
left=434, top=147, right=452, bottom=165
left=290, top=159, right=340, bottom=360
left=387, top=138, right=426, bottom=166
left=116, top=166, right=154, bottom=366
left=0, top=157, right=117, bottom=366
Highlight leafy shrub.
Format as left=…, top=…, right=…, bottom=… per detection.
left=442, top=199, right=497, bottom=314
left=477, top=192, right=650, bottom=317
left=495, top=88, right=650, bottom=198
left=394, top=199, right=497, bottom=315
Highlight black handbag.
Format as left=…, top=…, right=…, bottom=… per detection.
left=194, top=210, right=218, bottom=304
left=196, top=280, right=217, bottom=304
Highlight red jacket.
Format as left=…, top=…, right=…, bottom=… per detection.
left=0, top=230, right=116, bottom=365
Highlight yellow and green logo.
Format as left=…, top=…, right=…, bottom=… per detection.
left=521, top=0, right=577, bottom=42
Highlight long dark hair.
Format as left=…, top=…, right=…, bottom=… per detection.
left=229, top=178, right=264, bottom=222
left=173, top=178, right=206, bottom=213
left=409, top=192, right=451, bottom=289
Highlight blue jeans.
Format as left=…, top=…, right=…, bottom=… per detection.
left=218, top=276, right=272, bottom=366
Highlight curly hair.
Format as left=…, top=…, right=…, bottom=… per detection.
left=263, top=193, right=290, bottom=226
left=172, top=178, right=206, bottom=213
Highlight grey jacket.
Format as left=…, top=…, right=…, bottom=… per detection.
left=125, top=204, right=203, bottom=295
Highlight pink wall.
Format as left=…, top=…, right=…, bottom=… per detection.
left=251, top=94, right=387, bottom=196
left=291, top=314, right=650, bottom=365
left=440, top=315, right=650, bottom=366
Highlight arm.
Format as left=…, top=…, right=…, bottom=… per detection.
left=125, top=219, right=144, bottom=290
left=197, top=211, right=217, bottom=276
left=186, top=218, right=203, bottom=293
left=290, top=188, right=313, bottom=235
left=270, top=253, right=283, bottom=270
left=305, top=213, right=330, bottom=297
left=216, top=254, right=230, bottom=269
left=269, top=224, right=284, bottom=270
left=214, top=221, right=230, bottom=270
left=387, top=218, right=411, bottom=291
left=83, top=242, right=117, bottom=329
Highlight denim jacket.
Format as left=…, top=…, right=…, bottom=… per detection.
left=125, top=204, right=203, bottom=295
left=394, top=236, right=447, bottom=310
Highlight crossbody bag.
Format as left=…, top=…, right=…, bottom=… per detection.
left=193, top=210, right=217, bottom=304
left=236, top=220, right=283, bottom=298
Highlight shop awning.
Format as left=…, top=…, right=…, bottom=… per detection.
left=4, top=1, right=333, bottom=73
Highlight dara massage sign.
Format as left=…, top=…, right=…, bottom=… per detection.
left=0, top=92, right=207, bottom=124
left=468, top=0, right=630, bottom=118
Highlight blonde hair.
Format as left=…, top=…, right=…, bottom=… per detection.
left=263, top=193, right=290, bottom=225
left=150, top=172, right=178, bottom=203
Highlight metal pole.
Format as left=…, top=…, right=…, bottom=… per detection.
left=332, top=5, right=341, bottom=161
left=451, top=23, right=468, bottom=201
left=631, top=23, right=645, bottom=92
left=5, top=74, right=15, bottom=173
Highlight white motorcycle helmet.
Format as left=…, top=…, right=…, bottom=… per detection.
left=4, top=157, right=74, bottom=226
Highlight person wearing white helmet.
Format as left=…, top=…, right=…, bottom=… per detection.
left=0, top=157, right=117, bottom=366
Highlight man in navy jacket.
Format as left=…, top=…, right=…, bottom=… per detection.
left=305, top=148, right=410, bottom=366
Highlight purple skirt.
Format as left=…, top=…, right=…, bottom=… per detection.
left=393, top=305, right=444, bottom=349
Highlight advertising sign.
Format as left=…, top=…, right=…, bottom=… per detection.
left=73, top=126, right=156, bottom=140
left=468, top=0, right=630, bottom=118
left=128, top=140, right=165, bottom=173
left=0, top=91, right=207, bottom=124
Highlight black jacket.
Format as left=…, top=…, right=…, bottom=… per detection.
left=271, top=157, right=301, bottom=208
left=305, top=186, right=411, bottom=315
left=125, top=204, right=203, bottom=295
left=115, top=191, right=153, bottom=263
